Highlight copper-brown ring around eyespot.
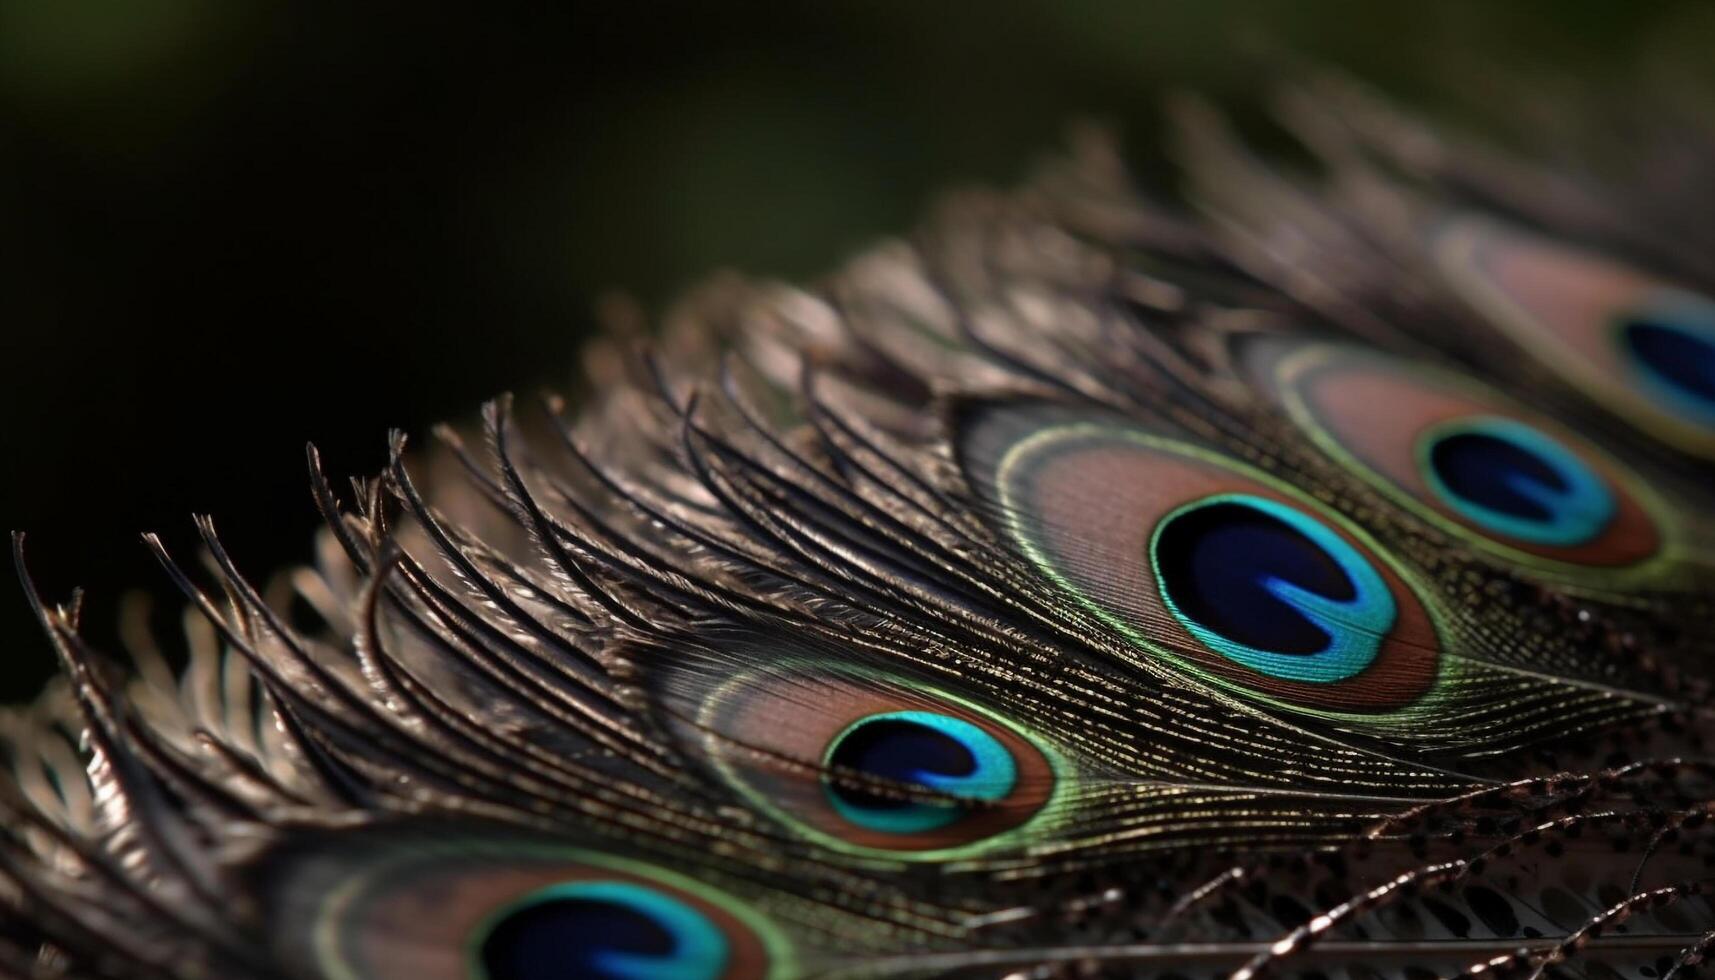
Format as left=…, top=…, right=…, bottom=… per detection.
left=701, top=675, right=1055, bottom=851
left=1283, top=349, right=1661, bottom=567
left=1008, top=431, right=1438, bottom=713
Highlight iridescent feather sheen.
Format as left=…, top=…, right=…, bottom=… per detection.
left=3, top=73, right=1715, bottom=980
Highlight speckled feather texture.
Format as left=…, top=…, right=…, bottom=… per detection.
left=5, top=72, right=1715, bottom=980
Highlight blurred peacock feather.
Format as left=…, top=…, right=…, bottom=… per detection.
left=5, top=68, right=1715, bottom=979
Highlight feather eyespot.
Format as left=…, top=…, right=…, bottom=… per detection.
left=1151, top=493, right=1398, bottom=686
left=1432, top=213, right=1715, bottom=456
left=962, top=405, right=1440, bottom=715
left=475, top=881, right=728, bottom=980
left=820, top=710, right=1018, bottom=834
left=1418, top=416, right=1614, bottom=547
left=262, top=839, right=789, bottom=980
left=1616, top=293, right=1715, bottom=430
left=1250, top=340, right=1666, bottom=575
left=693, top=665, right=1061, bottom=857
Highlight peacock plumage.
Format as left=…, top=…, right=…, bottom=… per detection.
left=5, top=69, right=1715, bottom=980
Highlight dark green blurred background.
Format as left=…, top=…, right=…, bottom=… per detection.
left=2, top=1, right=1711, bottom=700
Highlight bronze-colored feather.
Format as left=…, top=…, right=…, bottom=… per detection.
left=4, top=71, right=1715, bottom=980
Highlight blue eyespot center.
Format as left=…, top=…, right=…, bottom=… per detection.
left=1154, top=500, right=1352, bottom=654
left=822, top=711, right=1017, bottom=834
left=1150, top=494, right=1397, bottom=684
left=1419, top=416, right=1615, bottom=547
left=1617, top=291, right=1715, bottom=428
left=476, top=881, right=727, bottom=980
left=1429, top=432, right=1564, bottom=522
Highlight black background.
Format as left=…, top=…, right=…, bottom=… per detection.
left=2, top=1, right=1710, bottom=699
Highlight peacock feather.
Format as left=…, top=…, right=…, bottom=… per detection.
left=4, top=67, right=1715, bottom=980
